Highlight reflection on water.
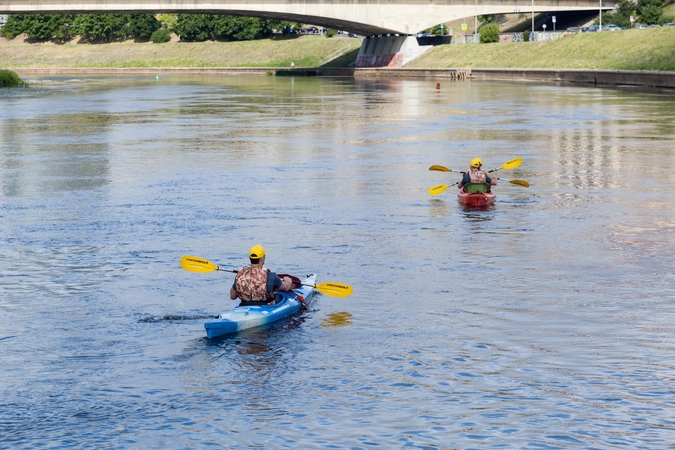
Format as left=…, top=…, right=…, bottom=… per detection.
left=320, top=311, right=354, bottom=328
left=1, top=76, right=675, bottom=449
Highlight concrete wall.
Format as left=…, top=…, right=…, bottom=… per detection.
left=356, top=35, right=432, bottom=68
left=467, top=68, right=675, bottom=89
left=11, top=67, right=675, bottom=90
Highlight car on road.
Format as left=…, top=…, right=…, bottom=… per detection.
left=566, top=27, right=580, bottom=33
left=586, top=25, right=600, bottom=32
left=664, top=23, right=675, bottom=27
left=634, top=24, right=649, bottom=29
left=603, top=24, right=621, bottom=31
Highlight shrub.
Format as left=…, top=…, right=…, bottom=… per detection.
left=0, top=69, right=24, bottom=87
left=523, top=30, right=530, bottom=42
left=479, top=23, right=500, bottom=43
left=151, top=28, right=171, bottom=43
left=325, top=28, right=337, bottom=37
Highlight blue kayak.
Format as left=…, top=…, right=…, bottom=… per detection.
left=204, top=274, right=316, bottom=339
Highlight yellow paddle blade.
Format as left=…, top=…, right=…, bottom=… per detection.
left=502, top=158, right=522, bottom=170
left=428, top=184, right=450, bottom=196
left=498, top=178, right=529, bottom=188
left=509, top=179, right=530, bottom=187
left=314, top=282, right=353, bottom=298
left=180, top=255, right=219, bottom=273
left=429, top=165, right=452, bottom=172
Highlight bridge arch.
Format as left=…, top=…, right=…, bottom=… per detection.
left=1, top=0, right=615, bottom=36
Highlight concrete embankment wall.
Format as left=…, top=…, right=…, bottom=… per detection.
left=467, top=68, right=675, bottom=89
left=12, top=67, right=675, bottom=90
left=350, top=68, right=675, bottom=89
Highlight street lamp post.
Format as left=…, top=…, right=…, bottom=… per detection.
left=475, top=0, right=478, bottom=39
left=599, top=0, right=603, bottom=31
left=531, top=0, right=535, bottom=32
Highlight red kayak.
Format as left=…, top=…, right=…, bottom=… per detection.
left=457, top=183, right=496, bottom=207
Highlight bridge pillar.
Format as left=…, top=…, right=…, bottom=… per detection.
left=355, top=35, right=432, bottom=68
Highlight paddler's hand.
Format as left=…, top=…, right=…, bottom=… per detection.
left=281, top=276, right=293, bottom=291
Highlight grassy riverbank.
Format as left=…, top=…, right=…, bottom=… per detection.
left=1, top=27, right=674, bottom=71
left=0, top=34, right=362, bottom=69
left=409, top=27, right=675, bottom=71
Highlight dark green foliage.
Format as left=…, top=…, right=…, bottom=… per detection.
left=0, top=69, right=25, bottom=87
left=325, top=28, right=337, bottom=38
left=74, top=14, right=132, bottom=42
left=480, top=23, right=500, bottom=43
left=425, top=24, right=447, bottom=35
left=10, top=14, right=75, bottom=40
left=639, top=5, right=663, bottom=23
left=151, top=28, right=171, bottom=43
left=212, top=16, right=270, bottom=41
left=175, top=14, right=213, bottom=41
left=1, top=14, right=162, bottom=41
left=266, top=19, right=293, bottom=34
left=637, top=0, right=664, bottom=23
left=175, top=14, right=272, bottom=41
left=127, top=14, right=160, bottom=39
left=601, top=0, right=634, bottom=27
left=523, top=30, right=530, bottom=42
left=2, top=14, right=30, bottom=39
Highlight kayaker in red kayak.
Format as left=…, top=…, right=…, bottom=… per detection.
left=458, top=158, right=498, bottom=191
left=229, top=245, right=293, bottom=305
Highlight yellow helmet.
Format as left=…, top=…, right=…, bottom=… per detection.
left=249, top=245, right=266, bottom=259
left=470, top=158, right=482, bottom=168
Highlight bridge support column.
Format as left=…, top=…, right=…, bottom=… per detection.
left=355, top=35, right=432, bottom=68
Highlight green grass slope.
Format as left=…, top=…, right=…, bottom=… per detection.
left=1, top=27, right=674, bottom=72
left=0, top=35, right=362, bottom=69
left=407, top=27, right=675, bottom=71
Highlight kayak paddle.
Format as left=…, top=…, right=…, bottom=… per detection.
left=428, top=183, right=457, bottom=196
left=497, top=178, right=530, bottom=187
left=428, top=164, right=453, bottom=172
left=180, top=255, right=353, bottom=298
left=489, top=157, right=522, bottom=173
left=428, top=157, right=522, bottom=175
left=428, top=157, right=524, bottom=196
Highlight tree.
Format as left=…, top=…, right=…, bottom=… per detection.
left=212, top=16, right=271, bottom=41
left=175, top=14, right=213, bottom=41
left=74, top=14, right=132, bottom=42
left=636, top=0, right=663, bottom=24
left=424, top=24, right=447, bottom=35
left=479, top=22, right=500, bottom=43
left=26, top=14, right=76, bottom=40
left=2, top=14, right=31, bottom=39
left=157, top=14, right=178, bottom=32
left=127, top=14, right=160, bottom=39
left=601, top=0, right=634, bottom=27
left=151, top=28, right=171, bottom=43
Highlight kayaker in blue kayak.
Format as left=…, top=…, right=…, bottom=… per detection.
left=229, top=245, right=293, bottom=305
left=458, top=158, right=497, bottom=191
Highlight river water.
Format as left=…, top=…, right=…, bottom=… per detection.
left=1, top=75, right=674, bottom=449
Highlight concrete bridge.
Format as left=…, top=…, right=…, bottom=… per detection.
left=0, top=0, right=614, bottom=37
